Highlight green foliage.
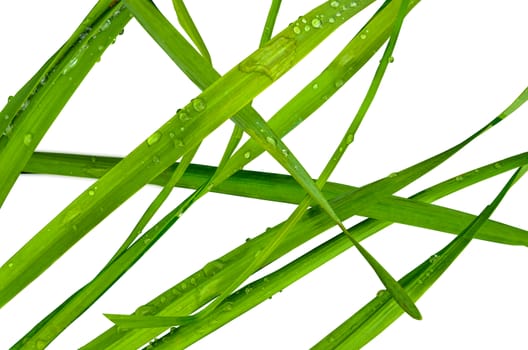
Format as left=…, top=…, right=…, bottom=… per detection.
left=1, top=0, right=526, bottom=349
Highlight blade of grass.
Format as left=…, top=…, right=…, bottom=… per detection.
left=109, top=146, right=200, bottom=262
left=113, top=165, right=527, bottom=349
left=0, top=1, right=131, bottom=208
left=315, top=166, right=527, bottom=349
left=259, top=0, right=282, bottom=47
left=172, top=0, right=212, bottom=63
left=0, top=0, right=372, bottom=308
left=84, top=152, right=528, bottom=350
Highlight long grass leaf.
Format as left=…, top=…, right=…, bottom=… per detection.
left=172, top=0, right=212, bottom=63
left=315, top=167, right=527, bottom=349
left=259, top=0, right=282, bottom=47
left=0, top=1, right=130, bottom=208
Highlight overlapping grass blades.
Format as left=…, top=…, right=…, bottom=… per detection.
left=0, top=0, right=374, bottom=310
left=1, top=0, right=526, bottom=349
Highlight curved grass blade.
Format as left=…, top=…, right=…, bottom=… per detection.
left=172, top=0, right=212, bottom=63
left=315, top=166, right=527, bottom=349
left=0, top=0, right=372, bottom=308
left=86, top=151, right=528, bottom=349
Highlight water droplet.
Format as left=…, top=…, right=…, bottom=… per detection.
left=350, top=2, right=358, bottom=7
left=178, top=110, right=191, bottom=121
left=88, top=189, right=95, bottom=196
left=304, top=25, right=311, bottom=32
left=345, top=133, right=353, bottom=144
left=7, top=262, right=13, bottom=268
left=100, top=19, right=112, bottom=31
left=301, top=18, right=307, bottom=24
left=180, top=282, right=188, bottom=291
left=335, top=79, right=344, bottom=88
left=244, top=151, right=251, bottom=159
left=336, top=12, right=342, bottom=18
left=376, top=289, right=387, bottom=297
left=223, top=302, right=234, bottom=312
left=63, top=57, right=79, bottom=74
left=7, top=96, right=13, bottom=102
left=389, top=56, right=394, bottom=63
left=293, top=26, right=301, bottom=35
left=312, top=18, right=322, bottom=28
left=494, top=162, right=503, bottom=169
left=203, top=260, right=225, bottom=277
left=23, top=133, right=33, bottom=146
left=281, top=148, right=289, bottom=157
left=136, top=304, right=157, bottom=316
left=330, top=1, right=340, bottom=8
left=312, top=83, right=319, bottom=90
left=160, top=296, right=167, bottom=303
left=36, top=339, right=47, bottom=350
left=328, top=17, right=336, bottom=23
left=152, top=155, right=160, bottom=164
left=428, top=254, right=439, bottom=264
left=360, top=33, right=367, bottom=40
left=190, top=277, right=197, bottom=286
left=244, top=286, right=253, bottom=294
left=388, top=172, right=399, bottom=178
left=173, top=138, right=185, bottom=147
left=147, top=131, right=161, bottom=146
left=21, top=99, right=30, bottom=111
left=192, top=98, right=206, bottom=112
left=3, top=114, right=9, bottom=120
left=265, top=136, right=276, bottom=146
left=455, top=175, right=464, bottom=182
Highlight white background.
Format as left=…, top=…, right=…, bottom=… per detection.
left=1, top=0, right=528, bottom=349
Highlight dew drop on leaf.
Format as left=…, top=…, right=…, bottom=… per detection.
left=23, top=133, right=33, bottom=146
left=293, top=26, right=301, bottom=34
left=147, top=131, right=161, bottom=146
left=265, top=136, right=276, bottom=146
left=192, top=98, right=206, bottom=112
left=244, top=151, right=251, bottom=159
left=330, top=1, right=340, bottom=8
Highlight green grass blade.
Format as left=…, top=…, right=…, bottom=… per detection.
left=83, top=153, right=528, bottom=349
left=260, top=0, right=282, bottom=47
left=0, top=2, right=131, bottom=208
left=316, top=167, right=527, bottom=349
left=104, top=314, right=194, bottom=329
left=109, top=146, right=200, bottom=261
left=0, top=0, right=374, bottom=308
left=172, top=0, right=212, bottom=63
